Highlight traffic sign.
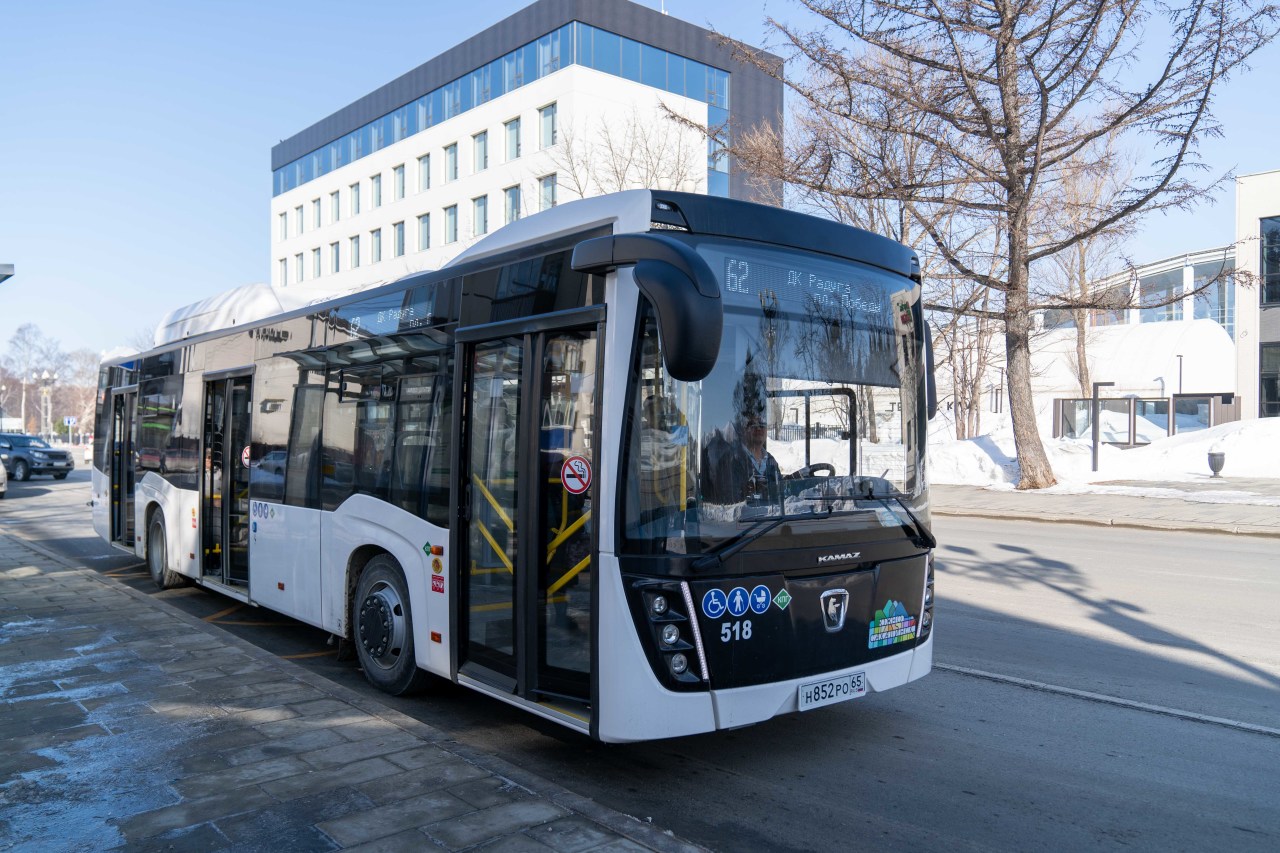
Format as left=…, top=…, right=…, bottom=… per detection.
left=64, top=416, right=77, bottom=426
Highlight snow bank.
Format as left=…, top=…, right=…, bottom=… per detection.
left=930, top=417, right=1280, bottom=487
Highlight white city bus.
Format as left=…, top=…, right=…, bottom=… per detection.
left=92, top=190, right=936, bottom=742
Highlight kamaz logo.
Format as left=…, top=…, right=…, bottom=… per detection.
left=817, top=552, right=860, bottom=565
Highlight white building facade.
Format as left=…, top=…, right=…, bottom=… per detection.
left=269, top=0, right=781, bottom=298
left=1235, top=169, right=1280, bottom=418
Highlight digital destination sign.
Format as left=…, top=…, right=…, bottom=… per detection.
left=717, top=252, right=890, bottom=320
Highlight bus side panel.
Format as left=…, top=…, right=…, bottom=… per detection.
left=91, top=467, right=110, bottom=543
left=321, top=494, right=451, bottom=677
left=135, top=473, right=201, bottom=580
left=596, top=553, right=717, bottom=743
left=248, top=501, right=323, bottom=628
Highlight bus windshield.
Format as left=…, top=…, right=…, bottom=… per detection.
left=622, top=238, right=926, bottom=556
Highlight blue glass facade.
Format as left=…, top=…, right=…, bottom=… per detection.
left=273, top=21, right=732, bottom=197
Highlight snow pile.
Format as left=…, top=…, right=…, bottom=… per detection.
left=930, top=417, right=1280, bottom=488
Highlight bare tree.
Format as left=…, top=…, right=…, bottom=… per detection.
left=64, top=349, right=102, bottom=442
left=548, top=105, right=705, bottom=199
left=727, top=0, right=1278, bottom=488
left=2, top=324, right=61, bottom=432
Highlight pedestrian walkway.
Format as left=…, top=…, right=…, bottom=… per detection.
left=931, top=476, right=1280, bottom=537
left=0, top=532, right=702, bottom=853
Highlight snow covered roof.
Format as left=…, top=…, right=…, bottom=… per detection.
left=1029, top=318, right=1235, bottom=398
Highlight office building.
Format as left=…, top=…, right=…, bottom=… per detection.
left=269, top=0, right=782, bottom=295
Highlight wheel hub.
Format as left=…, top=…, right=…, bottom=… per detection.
left=357, top=582, right=405, bottom=669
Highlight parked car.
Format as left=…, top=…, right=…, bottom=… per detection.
left=0, top=454, right=7, bottom=498
left=0, top=433, right=76, bottom=480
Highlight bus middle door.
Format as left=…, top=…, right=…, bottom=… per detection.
left=457, top=313, right=601, bottom=719
left=201, top=373, right=252, bottom=588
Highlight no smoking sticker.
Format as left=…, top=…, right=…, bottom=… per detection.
left=560, top=455, right=592, bottom=495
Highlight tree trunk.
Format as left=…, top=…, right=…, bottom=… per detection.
left=1006, top=280, right=1057, bottom=489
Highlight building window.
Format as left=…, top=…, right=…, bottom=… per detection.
left=371, top=173, right=382, bottom=208
left=294, top=253, right=304, bottom=283
left=294, top=205, right=304, bottom=235
left=1262, top=343, right=1280, bottom=417
left=330, top=242, right=340, bottom=274
left=417, top=214, right=431, bottom=250
left=1193, top=258, right=1235, bottom=339
left=539, top=174, right=557, bottom=210
left=350, top=182, right=361, bottom=216
left=393, top=221, right=405, bottom=257
left=418, top=154, right=431, bottom=192
left=505, top=118, right=521, bottom=161
left=1139, top=269, right=1183, bottom=323
left=445, top=143, right=458, bottom=181
left=473, top=131, right=488, bottom=172
left=278, top=212, right=288, bottom=241
left=504, top=185, right=521, bottom=224
left=394, top=164, right=405, bottom=200
left=312, top=247, right=321, bottom=278
left=312, top=198, right=321, bottom=229
left=278, top=258, right=287, bottom=285
left=445, top=205, right=458, bottom=243
left=350, top=235, right=360, bottom=269
left=539, top=103, right=557, bottom=148
left=371, top=228, right=382, bottom=263
left=330, top=191, right=341, bottom=223
left=473, top=195, right=488, bottom=236
left=1262, top=216, right=1280, bottom=305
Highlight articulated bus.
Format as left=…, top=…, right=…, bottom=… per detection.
left=92, top=190, right=936, bottom=742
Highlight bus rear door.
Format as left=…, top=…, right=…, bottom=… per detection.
left=456, top=311, right=602, bottom=723
left=109, top=386, right=138, bottom=549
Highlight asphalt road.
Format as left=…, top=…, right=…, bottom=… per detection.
left=5, top=471, right=1278, bottom=851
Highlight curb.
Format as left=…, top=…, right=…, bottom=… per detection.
left=930, top=507, right=1280, bottom=538
left=1, top=530, right=707, bottom=853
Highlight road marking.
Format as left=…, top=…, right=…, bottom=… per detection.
left=936, top=662, right=1280, bottom=739
left=204, top=603, right=243, bottom=621
left=280, top=650, right=337, bottom=660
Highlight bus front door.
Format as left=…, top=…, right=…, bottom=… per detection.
left=201, top=374, right=252, bottom=587
left=109, top=387, right=138, bottom=549
left=458, top=320, right=600, bottom=717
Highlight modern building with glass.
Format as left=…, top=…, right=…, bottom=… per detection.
left=269, top=0, right=781, bottom=296
left=1033, top=168, right=1280, bottom=421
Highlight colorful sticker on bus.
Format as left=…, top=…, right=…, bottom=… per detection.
left=868, top=600, right=917, bottom=648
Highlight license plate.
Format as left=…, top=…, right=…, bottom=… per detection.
left=798, top=671, right=866, bottom=711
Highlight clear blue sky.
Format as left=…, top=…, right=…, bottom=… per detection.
left=2, top=0, right=1276, bottom=357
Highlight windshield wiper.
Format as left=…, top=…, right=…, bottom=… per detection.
left=692, top=507, right=832, bottom=572
left=863, top=486, right=936, bottom=550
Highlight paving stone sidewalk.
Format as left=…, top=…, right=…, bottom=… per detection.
left=0, top=533, right=702, bottom=853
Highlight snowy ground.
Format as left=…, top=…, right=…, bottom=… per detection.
left=929, top=417, right=1280, bottom=504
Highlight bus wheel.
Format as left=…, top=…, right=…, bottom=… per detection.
left=354, top=555, right=430, bottom=696
left=146, top=514, right=184, bottom=590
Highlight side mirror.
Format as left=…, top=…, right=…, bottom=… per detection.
left=630, top=259, right=721, bottom=381
left=924, top=323, right=938, bottom=421
left=572, top=233, right=723, bottom=382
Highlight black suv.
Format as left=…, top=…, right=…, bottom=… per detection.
left=0, top=433, right=75, bottom=481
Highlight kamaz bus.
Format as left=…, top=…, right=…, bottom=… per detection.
left=92, top=190, right=936, bottom=742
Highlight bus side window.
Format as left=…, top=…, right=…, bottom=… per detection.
left=285, top=385, right=323, bottom=509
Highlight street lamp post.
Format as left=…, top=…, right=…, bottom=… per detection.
left=35, top=371, right=57, bottom=443
left=1176, top=354, right=1183, bottom=395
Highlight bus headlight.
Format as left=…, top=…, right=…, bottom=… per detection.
left=629, top=579, right=708, bottom=689
left=920, top=553, right=935, bottom=641
left=661, top=624, right=680, bottom=646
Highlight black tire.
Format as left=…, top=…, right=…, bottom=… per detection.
left=353, top=555, right=431, bottom=696
left=54, top=473, right=68, bottom=480
left=146, top=513, right=184, bottom=590
left=14, top=459, right=30, bottom=481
